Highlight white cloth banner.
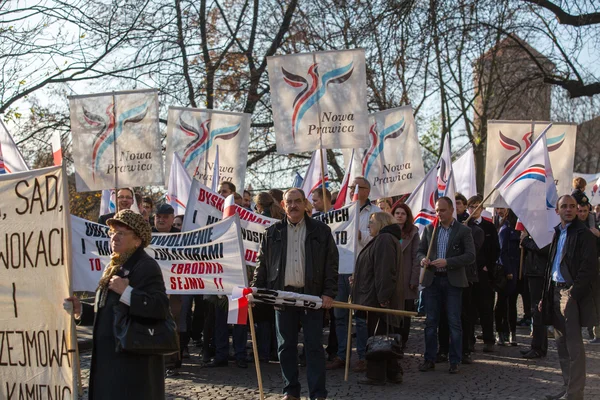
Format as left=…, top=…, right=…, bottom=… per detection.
left=484, top=121, right=576, bottom=206
left=99, top=189, right=116, bottom=216
left=69, top=89, right=163, bottom=191
left=166, top=153, right=192, bottom=216
left=453, top=147, right=477, bottom=198
left=165, top=106, right=251, bottom=191
left=347, top=106, right=425, bottom=199
left=0, top=166, right=75, bottom=398
left=0, top=119, right=29, bottom=173
left=183, top=180, right=278, bottom=266
left=301, top=151, right=329, bottom=203
left=268, top=49, right=369, bottom=154
left=313, top=202, right=359, bottom=274
left=71, top=215, right=248, bottom=294
left=405, top=166, right=439, bottom=236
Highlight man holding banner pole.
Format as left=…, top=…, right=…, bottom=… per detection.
left=252, top=188, right=338, bottom=400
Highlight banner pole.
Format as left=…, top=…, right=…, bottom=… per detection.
left=420, top=222, right=439, bottom=284
left=112, top=93, right=119, bottom=205
left=463, top=188, right=497, bottom=225
left=320, top=148, right=328, bottom=212
left=331, top=301, right=417, bottom=317
left=247, top=303, right=265, bottom=400
left=311, top=52, right=328, bottom=212
left=344, top=295, right=353, bottom=382
left=519, top=247, right=525, bottom=281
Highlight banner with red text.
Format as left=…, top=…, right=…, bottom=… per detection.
left=0, top=166, right=75, bottom=399
left=69, top=89, right=163, bottom=191
left=70, top=215, right=247, bottom=294
left=165, top=106, right=251, bottom=191
left=182, top=180, right=277, bottom=266
left=268, top=49, right=369, bottom=153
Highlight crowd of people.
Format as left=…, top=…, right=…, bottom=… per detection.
left=64, top=176, right=600, bottom=400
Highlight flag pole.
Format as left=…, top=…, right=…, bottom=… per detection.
left=331, top=301, right=418, bottom=317
left=112, top=93, right=119, bottom=212
left=463, top=188, right=497, bottom=225
left=320, top=148, right=328, bottom=212
left=519, top=247, right=525, bottom=281
left=420, top=222, right=439, bottom=284
left=344, top=295, right=353, bottom=382
left=247, top=302, right=265, bottom=400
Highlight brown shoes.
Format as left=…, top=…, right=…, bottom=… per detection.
left=325, top=357, right=345, bottom=370
left=352, top=359, right=367, bottom=372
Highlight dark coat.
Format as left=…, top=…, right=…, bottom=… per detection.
left=252, top=213, right=339, bottom=299
left=98, top=212, right=115, bottom=226
left=521, top=236, right=550, bottom=277
left=417, top=220, right=476, bottom=288
left=352, top=224, right=404, bottom=327
left=498, top=222, right=521, bottom=294
left=401, top=225, right=420, bottom=300
left=466, top=221, right=485, bottom=283
left=476, top=219, right=500, bottom=275
left=89, top=246, right=170, bottom=400
left=541, top=218, right=600, bottom=328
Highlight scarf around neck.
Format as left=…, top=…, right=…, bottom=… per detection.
left=96, top=249, right=137, bottom=309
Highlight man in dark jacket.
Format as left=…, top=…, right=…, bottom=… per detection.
left=417, top=197, right=476, bottom=374
left=98, top=188, right=135, bottom=225
left=541, top=195, right=599, bottom=400
left=467, top=195, right=500, bottom=353
left=252, top=188, right=338, bottom=400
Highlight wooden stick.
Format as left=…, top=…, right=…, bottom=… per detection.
left=247, top=303, right=265, bottom=400
left=419, top=222, right=439, bottom=284
left=463, top=188, right=497, bottom=225
left=319, top=147, right=328, bottom=213
left=344, top=295, right=352, bottom=382
left=72, top=322, right=83, bottom=396
left=331, top=301, right=417, bottom=317
left=519, top=246, right=525, bottom=281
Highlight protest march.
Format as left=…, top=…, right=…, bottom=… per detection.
left=1, top=37, right=599, bottom=400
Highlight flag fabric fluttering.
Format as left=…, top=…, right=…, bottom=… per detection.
left=292, top=171, right=304, bottom=188
left=223, top=194, right=236, bottom=218
left=453, top=146, right=476, bottom=198
left=301, top=151, right=329, bottom=203
left=494, top=124, right=559, bottom=248
left=166, top=153, right=192, bottom=216
left=51, top=131, right=62, bottom=166
left=0, top=120, right=29, bottom=173
left=0, top=142, right=6, bottom=174
left=352, top=181, right=360, bottom=202
left=405, top=167, right=438, bottom=236
left=334, top=149, right=354, bottom=210
left=227, top=287, right=254, bottom=324
left=99, top=189, right=116, bottom=216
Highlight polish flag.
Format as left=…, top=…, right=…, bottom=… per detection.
left=352, top=182, right=360, bottom=202
left=300, top=150, right=329, bottom=203
left=166, top=153, right=192, bottom=216
left=51, top=131, right=62, bottom=166
left=333, top=149, right=354, bottom=210
left=515, top=218, right=526, bottom=231
left=227, top=287, right=253, bottom=325
left=223, top=194, right=236, bottom=218
left=481, top=208, right=494, bottom=223
left=0, top=142, right=6, bottom=174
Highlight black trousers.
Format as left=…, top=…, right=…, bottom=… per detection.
left=473, top=269, right=495, bottom=344
left=495, top=290, right=518, bottom=334
left=326, top=308, right=337, bottom=358
left=190, top=295, right=205, bottom=341
left=528, top=276, right=548, bottom=355
left=439, top=284, right=473, bottom=355
left=202, top=301, right=215, bottom=359
left=518, top=276, right=532, bottom=319
left=400, top=299, right=416, bottom=347
left=366, top=312, right=402, bottom=382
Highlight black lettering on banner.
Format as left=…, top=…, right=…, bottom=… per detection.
left=334, top=231, right=348, bottom=245
left=13, top=175, right=60, bottom=215
left=5, top=382, right=72, bottom=400
left=81, top=238, right=86, bottom=254
left=0, top=330, right=75, bottom=369
left=192, top=210, right=197, bottom=224
left=0, top=229, right=66, bottom=269
left=12, top=283, right=17, bottom=318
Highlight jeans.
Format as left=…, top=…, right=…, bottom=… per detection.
left=439, top=283, right=473, bottom=355
left=423, top=276, right=463, bottom=365
left=276, top=308, right=326, bottom=399
left=334, top=274, right=367, bottom=361
left=214, top=305, right=247, bottom=362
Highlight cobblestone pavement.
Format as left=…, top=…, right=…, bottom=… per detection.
left=77, top=316, right=600, bottom=399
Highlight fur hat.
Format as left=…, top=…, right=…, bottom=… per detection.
left=107, top=209, right=152, bottom=248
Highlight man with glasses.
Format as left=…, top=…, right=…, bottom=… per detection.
left=252, top=188, right=338, bottom=400
left=98, top=188, right=135, bottom=225
left=328, top=177, right=380, bottom=373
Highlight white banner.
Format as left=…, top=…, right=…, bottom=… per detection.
left=165, top=107, right=251, bottom=191
left=0, top=166, right=75, bottom=399
left=0, top=119, right=29, bottom=173
left=313, top=202, right=359, bottom=274
left=268, top=49, right=369, bottom=154
left=183, top=180, right=278, bottom=266
left=484, top=121, right=576, bottom=206
left=71, top=215, right=248, bottom=294
left=301, top=151, right=329, bottom=203
left=348, top=106, right=425, bottom=199
left=453, top=147, right=477, bottom=198
left=69, top=89, right=163, bottom=191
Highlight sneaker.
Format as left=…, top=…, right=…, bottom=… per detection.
left=509, top=331, right=518, bottom=346
left=419, top=360, right=435, bottom=372
left=589, top=337, right=600, bottom=344
left=326, top=357, right=345, bottom=370
left=435, top=353, right=448, bottom=363
left=496, top=334, right=506, bottom=346
left=352, top=360, right=367, bottom=372
left=449, top=364, right=459, bottom=374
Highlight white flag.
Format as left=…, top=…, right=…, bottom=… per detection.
left=533, top=123, right=577, bottom=197
left=405, top=166, right=438, bottom=236
left=211, top=145, right=220, bottom=192
left=166, top=153, right=192, bottom=216
left=453, top=147, right=477, bottom=198
left=301, top=151, right=329, bottom=203
left=51, top=131, right=62, bottom=166
left=494, top=125, right=559, bottom=248
left=0, top=119, right=29, bottom=173
left=267, top=49, right=369, bottom=153
left=333, top=149, right=354, bottom=209
left=349, top=106, right=425, bottom=198
left=99, top=189, right=116, bottom=216
left=165, top=106, right=250, bottom=191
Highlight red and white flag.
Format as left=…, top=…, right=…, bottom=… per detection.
left=352, top=181, right=360, bottom=202
left=0, top=142, right=6, bottom=174
left=223, top=194, right=236, bottom=218
left=51, top=131, right=62, bottom=166
left=166, top=153, right=192, bottom=216
left=405, top=167, right=438, bottom=236
left=334, top=149, right=354, bottom=209
left=0, top=120, right=29, bottom=173
left=301, top=150, right=329, bottom=203
left=227, top=287, right=253, bottom=324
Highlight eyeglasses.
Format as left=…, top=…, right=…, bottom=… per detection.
left=467, top=205, right=480, bottom=210
left=117, top=196, right=133, bottom=200
left=348, top=185, right=368, bottom=191
left=108, top=230, right=134, bottom=238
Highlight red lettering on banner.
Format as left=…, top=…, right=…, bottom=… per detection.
left=171, top=276, right=205, bottom=290
left=170, top=262, right=224, bottom=275
left=245, top=249, right=258, bottom=263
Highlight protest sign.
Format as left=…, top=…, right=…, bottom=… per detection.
left=0, top=165, right=75, bottom=399
left=165, top=107, right=251, bottom=191
left=71, top=215, right=247, bottom=295
left=313, top=202, right=359, bottom=274
left=183, top=180, right=277, bottom=266
left=69, top=89, right=163, bottom=191
left=268, top=49, right=369, bottom=154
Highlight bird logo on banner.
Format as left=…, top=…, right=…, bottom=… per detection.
left=361, top=117, right=405, bottom=178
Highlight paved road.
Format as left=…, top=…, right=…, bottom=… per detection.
left=76, top=316, right=600, bottom=399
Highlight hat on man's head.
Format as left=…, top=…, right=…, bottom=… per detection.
left=107, top=209, right=152, bottom=248
left=155, top=203, right=175, bottom=215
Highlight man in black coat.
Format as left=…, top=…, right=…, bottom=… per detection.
left=252, top=188, right=338, bottom=400
left=541, top=195, right=600, bottom=400
left=467, top=195, right=500, bottom=353
left=98, top=188, right=135, bottom=225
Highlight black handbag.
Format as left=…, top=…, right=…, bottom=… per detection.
left=365, top=315, right=402, bottom=361
left=491, top=263, right=507, bottom=293
left=113, top=304, right=179, bottom=356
